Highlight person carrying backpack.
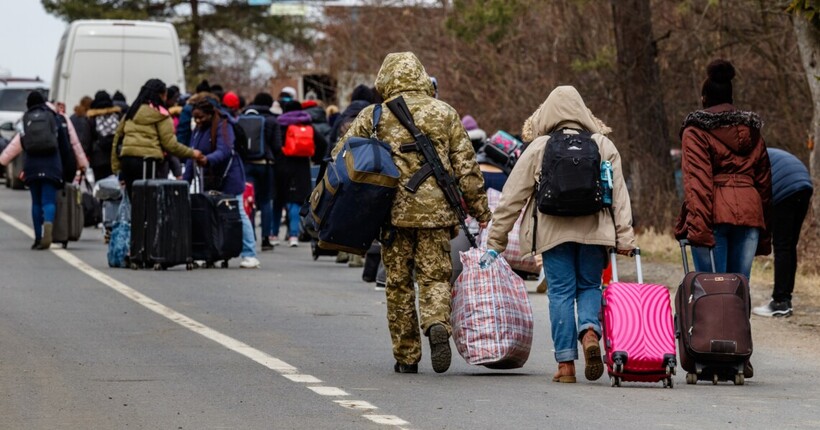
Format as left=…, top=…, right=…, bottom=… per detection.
left=239, top=92, right=281, bottom=251
left=482, top=86, right=636, bottom=384
left=274, top=101, right=327, bottom=247
left=334, top=52, right=491, bottom=374
left=0, top=91, right=89, bottom=249
left=183, top=98, right=260, bottom=269
left=86, top=90, right=121, bottom=179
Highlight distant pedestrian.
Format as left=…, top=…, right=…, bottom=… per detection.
left=274, top=101, right=327, bottom=247
left=0, top=91, right=89, bottom=249
left=335, top=52, right=491, bottom=374
left=70, top=95, right=93, bottom=157
left=111, top=79, right=203, bottom=197
left=675, top=59, right=772, bottom=281
left=183, top=97, right=260, bottom=269
left=484, top=86, right=635, bottom=384
left=112, top=91, right=129, bottom=116
left=86, top=90, right=121, bottom=179
left=241, top=92, right=281, bottom=251
left=752, top=148, right=813, bottom=318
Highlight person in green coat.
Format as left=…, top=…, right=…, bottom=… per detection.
left=111, top=79, right=203, bottom=197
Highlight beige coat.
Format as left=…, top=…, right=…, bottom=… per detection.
left=487, top=86, right=636, bottom=256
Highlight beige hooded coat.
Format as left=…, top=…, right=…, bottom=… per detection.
left=486, top=86, right=636, bottom=256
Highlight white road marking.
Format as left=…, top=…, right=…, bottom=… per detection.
left=308, top=386, right=350, bottom=396
left=364, top=415, right=410, bottom=426
left=0, top=210, right=410, bottom=428
left=282, top=374, right=322, bottom=383
left=334, top=400, right=378, bottom=410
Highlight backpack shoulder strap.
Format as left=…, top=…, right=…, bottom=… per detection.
left=370, top=104, right=382, bottom=139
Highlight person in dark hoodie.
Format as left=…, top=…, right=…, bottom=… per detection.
left=328, top=84, right=376, bottom=150
left=86, top=90, right=121, bottom=179
left=301, top=99, right=332, bottom=148
left=241, top=92, right=282, bottom=250
left=178, top=80, right=211, bottom=146
left=112, top=91, right=129, bottom=117
left=675, top=59, right=771, bottom=380
left=274, top=101, right=327, bottom=247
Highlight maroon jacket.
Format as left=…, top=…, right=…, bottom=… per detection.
left=675, top=103, right=772, bottom=255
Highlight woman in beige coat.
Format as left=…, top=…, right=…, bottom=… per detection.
left=484, top=86, right=636, bottom=383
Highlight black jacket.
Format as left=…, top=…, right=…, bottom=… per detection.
left=241, top=104, right=281, bottom=163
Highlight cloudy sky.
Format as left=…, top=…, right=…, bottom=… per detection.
left=0, top=1, right=67, bottom=81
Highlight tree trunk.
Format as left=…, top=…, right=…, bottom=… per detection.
left=611, top=0, right=676, bottom=231
left=188, top=0, right=202, bottom=86
left=793, top=15, right=820, bottom=217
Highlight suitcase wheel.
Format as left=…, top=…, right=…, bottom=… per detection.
left=221, top=261, right=229, bottom=269
left=686, top=373, right=697, bottom=385
left=130, top=262, right=140, bottom=270
left=62, top=242, right=68, bottom=249
left=663, top=377, right=674, bottom=389
left=610, top=376, right=621, bottom=387
left=153, top=263, right=164, bottom=271
left=186, top=263, right=194, bottom=271
left=712, top=373, right=719, bottom=385
left=734, top=374, right=745, bottom=386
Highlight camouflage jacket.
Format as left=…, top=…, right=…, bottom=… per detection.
left=333, top=52, right=491, bottom=228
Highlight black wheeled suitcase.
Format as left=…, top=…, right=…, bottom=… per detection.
left=53, top=182, right=84, bottom=248
left=675, top=240, right=753, bottom=385
left=190, top=191, right=243, bottom=268
left=130, top=177, right=192, bottom=271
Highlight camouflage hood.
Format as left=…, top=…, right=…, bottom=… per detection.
left=375, top=52, right=435, bottom=100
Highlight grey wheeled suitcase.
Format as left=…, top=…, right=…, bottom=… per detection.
left=53, top=183, right=84, bottom=248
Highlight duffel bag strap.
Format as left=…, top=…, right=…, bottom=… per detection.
left=370, top=104, right=382, bottom=139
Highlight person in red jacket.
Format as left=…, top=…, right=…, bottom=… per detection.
left=675, top=59, right=772, bottom=283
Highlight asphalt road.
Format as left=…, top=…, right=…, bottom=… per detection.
left=0, top=184, right=818, bottom=430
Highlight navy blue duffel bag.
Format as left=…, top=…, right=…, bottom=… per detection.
left=309, top=105, right=400, bottom=255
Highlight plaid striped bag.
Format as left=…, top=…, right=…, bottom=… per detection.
left=452, top=248, right=534, bottom=369
left=478, top=188, right=541, bottom=274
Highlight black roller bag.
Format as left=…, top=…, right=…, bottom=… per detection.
left=130, top=168, right=192, bottom=270
left=190, top=191, right=243, bottom=268
left=676, top=240, right=752, bottom=385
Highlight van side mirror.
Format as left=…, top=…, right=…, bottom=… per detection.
left=0, top=122, right=14, bottom=131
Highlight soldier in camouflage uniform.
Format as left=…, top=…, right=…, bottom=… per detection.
left=335, top=52, right=491, bottom=374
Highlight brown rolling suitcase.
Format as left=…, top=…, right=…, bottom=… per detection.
left=675, top=240, right=752, bottom=385
left=53, top=182, right=84, bottom=248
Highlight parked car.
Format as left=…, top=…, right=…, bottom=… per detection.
left=0, top=77, right=49, bottom=135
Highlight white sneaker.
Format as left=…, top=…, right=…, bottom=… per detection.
left=270, top=236, right=280, bottom=246
left=240, top=256, right=261, bottom=269
left=288, top=237, right=299, bottom=247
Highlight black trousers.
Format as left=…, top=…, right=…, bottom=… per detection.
left=119, top=157, right=168, bottom=199
left=771, top=188, right=813, bottom=302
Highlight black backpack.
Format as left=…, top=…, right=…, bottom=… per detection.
left=21, top=106, right=59, bottom=155
left=536, top=129, right=605, bottom=216
left=237, top=110, right=266, bottom=160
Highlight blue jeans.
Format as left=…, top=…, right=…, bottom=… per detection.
left=692, top=224, right=759, bottom=280
left=543, top=243, right=607, bottom=363
left=29, top=180, right=58, bottom=240
left=245, top=163, right=274, bottom=238
left=272, top=201, right=301, bottom=238
left=236, top=193, right=257, bottom=258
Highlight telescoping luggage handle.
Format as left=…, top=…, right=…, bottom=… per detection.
left=679, top=239, right=716, bottom=274
left=609, top=248, right=642, bottom=284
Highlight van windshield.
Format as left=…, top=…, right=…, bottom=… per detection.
left=0, top=89, right=41, bottom=112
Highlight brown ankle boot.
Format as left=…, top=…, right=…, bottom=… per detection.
left=582, top=329, right=604, bottom=381
left=552, top=361, right=576, bottom=383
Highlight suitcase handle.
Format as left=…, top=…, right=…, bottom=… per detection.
left=609, top=247, right=642, bottom=284
left=679, top=239, right=716, bottom=274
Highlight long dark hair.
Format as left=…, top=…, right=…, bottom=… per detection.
left=124, top=78, right=167, bottom=121
left=192, top=98, right=223, bottom=149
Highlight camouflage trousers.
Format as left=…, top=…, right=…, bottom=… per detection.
left=383, top=227, right=453, bottom=365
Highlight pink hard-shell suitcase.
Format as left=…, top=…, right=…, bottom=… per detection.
left=600, top=249, right=677, bottom=388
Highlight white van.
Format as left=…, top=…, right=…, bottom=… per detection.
left=51, top=20, right=186, bottom=108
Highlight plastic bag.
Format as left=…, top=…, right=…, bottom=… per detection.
left=451, top=248, right=534, bottom=369
left=94, top=175, right=123, bottom=201
left=107, top=191, right=131, bottom=268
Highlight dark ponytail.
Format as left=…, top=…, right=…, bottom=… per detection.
left=124, top=78, right=167, bottom=121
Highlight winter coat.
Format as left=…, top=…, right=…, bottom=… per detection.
left=87, top=106, right=121, bottom=170
left=111, top=104, right=195, bottom=174
left=328, top=99, right=370, bottom=148
left=0, top=104, right=88, bottom=183
left=241, top=104, right=281, bottom=162
left=674, top=103, right=772, bottom=255
left=184, top=119, right=246, bottom=196
left=304, top=105, right=333, bottom=153
left=70, top=113, right=92, bottom=157
left=335, top=52, right=491, bottom=228
left=275, top=110, right=327, bottom=203
left=176, top=103, right=194, bottom=146
left=767, top=148, right=813, bottom=205
left=486, top=86, right=636, bottom=256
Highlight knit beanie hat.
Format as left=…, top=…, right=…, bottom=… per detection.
left=701, top=59, right=735, bottom=107
left=252, top=92, right=274, bottom=108
left=26, top=91, right=45, bottom=109
left=222, top=91, right=240, bottom=110
left=280, top=86, right=297, bottom=100
left=282, top=100, right=302, bottom=113
left=195, top=79, right=211, bottom=94
left=461, top=115, right=478, bottom=131
left=91, top=90, right=113, bottom=109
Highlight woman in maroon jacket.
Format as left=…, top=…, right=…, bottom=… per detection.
left=675, top=59, right=772, bottom=281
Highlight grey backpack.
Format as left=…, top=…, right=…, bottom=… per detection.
left=22, top=106, right=59, bottom=155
